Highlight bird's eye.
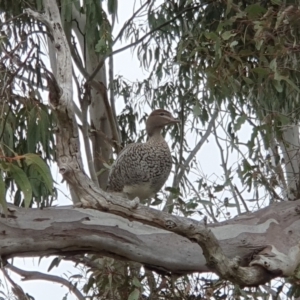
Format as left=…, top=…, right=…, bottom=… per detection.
left=159, top=113, right=165, bottom=116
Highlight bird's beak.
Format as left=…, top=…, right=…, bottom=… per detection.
left=172, top=118, right=180, bottom=124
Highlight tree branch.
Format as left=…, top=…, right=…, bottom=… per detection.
left=178, top=109, right=219, bottom=184
left=5, top=262, right=85, bottom=300
left=1, top=266, right=29, bottom=300
left=112, top=0, right=150, bottom=46
left=163, top=108, right=219, bottom=212
left=86, top=3, right=204, bottom=83
left=80, top=84, right=99, bottom=187
left=68, top=34, right=121, bottom=153
left=213, top=118, right=241, bottom=214
left=185, top=176, right=218, bottom=222
left=0, top=202, right=298, bottom=286
left=108, top=52, right=121, bottom=147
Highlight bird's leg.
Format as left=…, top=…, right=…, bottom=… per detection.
left=145, top=198, right=151, bottom=207
left=130, top=197, right=140, bottom=209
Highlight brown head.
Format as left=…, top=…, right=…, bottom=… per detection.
left=146, top=109, right=180, bottom=137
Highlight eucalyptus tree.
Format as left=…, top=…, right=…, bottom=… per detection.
left=1, top=0, right=300, bottom=299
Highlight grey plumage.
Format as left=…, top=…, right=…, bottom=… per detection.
left=107, top=109, right=179, bottom=201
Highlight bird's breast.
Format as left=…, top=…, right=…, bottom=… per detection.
left=123, top=182, right=155, bottom=200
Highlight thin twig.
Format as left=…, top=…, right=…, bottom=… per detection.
left=185, top=176, right=218, bottom=223
left=175, top=94, right=185, bottom=185
left=113, top=0, right=151, bottom=46
left=213, top=119, right=241, bottom=215
left=163, top=108, right=219, bottom=212
left=87, top=3, right=204, bottom=83
left=177, top=109, right=219, bottom=186
left=80, top=84, right=100, bottom=187
left=5, top=262, right=85, bottom=300
left=71, top=69, right=83, bottom=122
left=2, top=267, right=29, bottom=300
left=234, top=185, right=249, bottom=212
left=108, top=52, right=121, bottom=147
left=68, top=37, right=121, bottom=153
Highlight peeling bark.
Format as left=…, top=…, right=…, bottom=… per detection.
left=279, top=125, right=300, bottom=200
left=1, top=201, right=300, bottom=286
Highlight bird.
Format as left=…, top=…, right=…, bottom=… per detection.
left=107, top=109, right=179, bottom=202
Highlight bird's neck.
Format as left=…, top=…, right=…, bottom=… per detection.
left=147, top=129, right=165, bottom=143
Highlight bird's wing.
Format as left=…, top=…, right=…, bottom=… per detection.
left=107, top=143, right=151, bottom=191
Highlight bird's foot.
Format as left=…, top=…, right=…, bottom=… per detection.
left=130, top=197, right=140, bottom=209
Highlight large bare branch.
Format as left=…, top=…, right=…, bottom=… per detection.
left=1, top=201, right=300, bottom=286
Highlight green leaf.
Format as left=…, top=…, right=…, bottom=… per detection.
left=221, top=31, right=236, bottom=40
left=96, top=168, right=108, bottom=176
left=273, top=80, right=283, bottom=93
left=132, top=276, right=142, bottom=288
left=230, top=40, right=238, bottom=48
left=226, top=203, right=237, bottom=207
left=128, top=288, right=140, bottom=300
left=27, top=107, right=38, bottom=153
left=234, top=114, right=247, bottom=131
left=198, top=199, right=213, bottom=206
left=186, top=201, right=198, bottom=210
left=95, top=38, right=108, bottom=54
left=204, top=31, right=219, bottom=41
left=278, top=114, right=290, bottom=126
left=2, top=122, right=14, bottom=156
left=225, top=0, right=233, bottom=16
left=150, top=198, right=162, bottom=206
left=28, top=165, right=44, bottom=197
left=242, top=76, right=253, bottom=84
left=255, top=39, right=263, bottom=51
left=246, top=198, right=259, bottom=202
left=108, top=273, right=112, bottom=290
left=0, top=174, right=7, bottom=215
left=73, top=0, right=81, bottom=11
left=47, top=257, right=61, bottom=272
left=269, top=58, right=277, bottom=72
left=103, top=163, right=111, bottom=169
left=214, top=184, right=224, bottom=192
left=201, top=107, right=209, bottom=124
left=39, top=109, right=50, bottom=150
left=61, top=0, right=73, bottom=22
left=24, top=154, right=53, bottom=193
left=242, top=159, right=252, bottom=172
left=197, top=178, right=203, bottom=190
left=252, top=67, right=270, bottom=76
left=165, top=186, right=180, bottom=196
left=245, top=4, right=266, bottom=19
left=107, top=0, right=118, bottom=15
left=281, top=77, right=300, bottom=93
left=9, top=164, right=32, bottom=208
left=193, top=102, right=201, bottom=117
left=36, top=0, right=43, bottom=10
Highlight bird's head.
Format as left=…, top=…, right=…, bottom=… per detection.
left=146, top=109, right=180, bottom=136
